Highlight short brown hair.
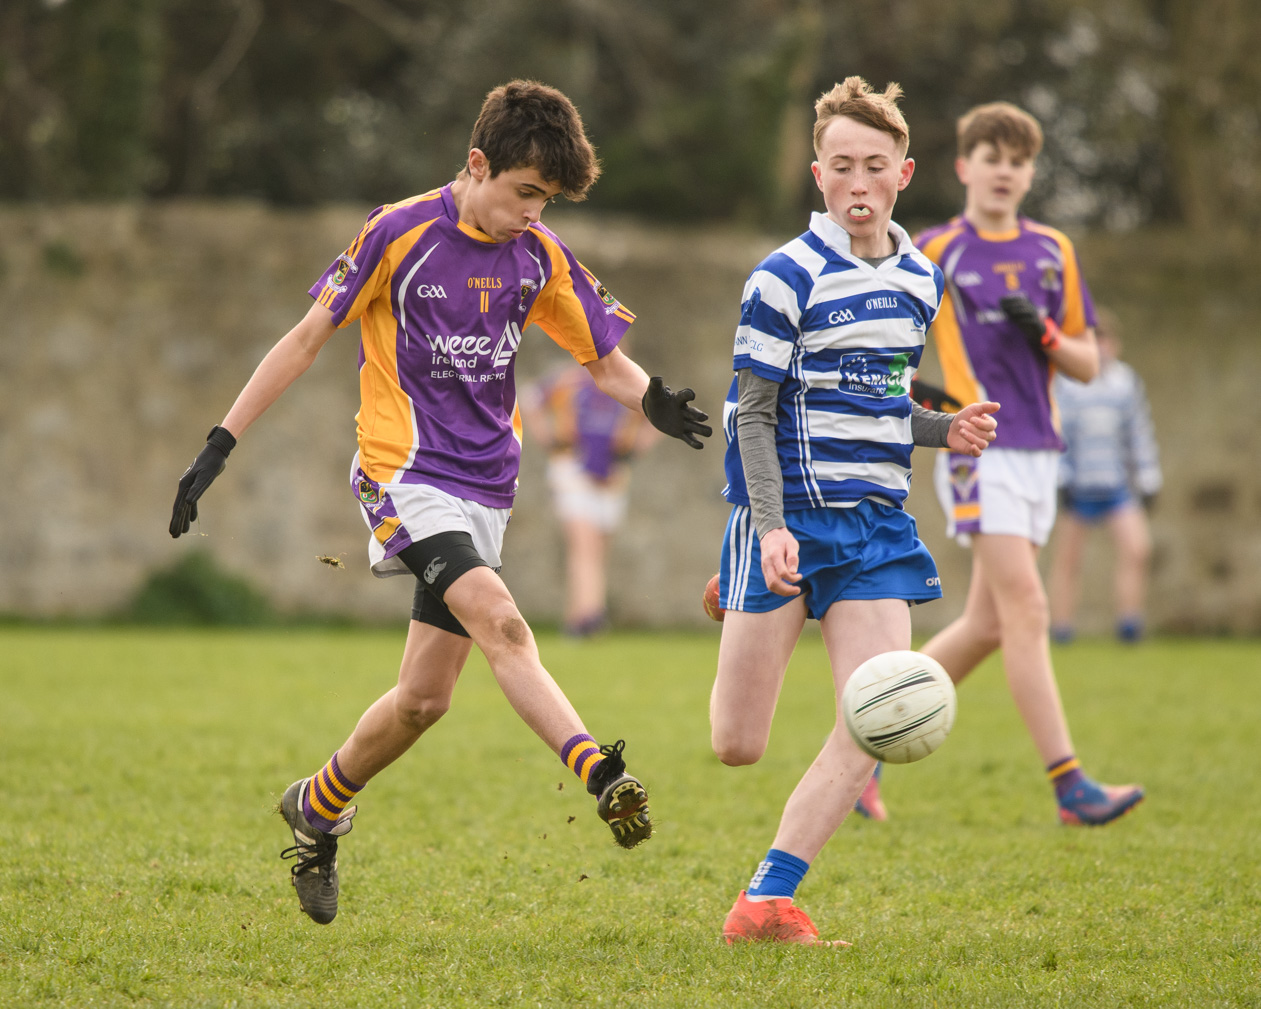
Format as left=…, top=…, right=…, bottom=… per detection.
left=813, top=77, right=909, bottom=156
left=957, top=102, right=1043, bottom=160
left=464, top=80, right=601, bottom=200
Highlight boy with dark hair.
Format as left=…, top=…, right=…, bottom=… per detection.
left=169, top=79, right=711, bottom=925
left=710, top=77, right=998, bottom=945
left=910, top=100, right=1144, bottom=825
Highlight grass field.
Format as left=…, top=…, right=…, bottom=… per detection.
left=2, top=627, right=1258, bottom=1007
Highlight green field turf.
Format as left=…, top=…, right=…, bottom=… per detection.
left=2, top=627, right=1258, bottom=1007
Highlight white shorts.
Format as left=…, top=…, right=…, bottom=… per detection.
left=547, top=455, right=630, bottom=533
left=933, top=447, right=1059, bottom=547
left=356, top=472, right=511, bottom=579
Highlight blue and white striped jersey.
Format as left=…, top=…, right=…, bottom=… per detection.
left=723, top=213, right=944, bottom=511
left=1054, top=359, right=1162, bottom=499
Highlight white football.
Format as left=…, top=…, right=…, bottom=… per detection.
left=842, top=650, right=957, bottom=764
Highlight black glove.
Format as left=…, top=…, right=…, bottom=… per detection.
left=642, top=376, right=712, bottom=450
left=909, top=378, right=961, bottom=412
left=169, top=425, right=237, bottom=537
left=999, top=294, right=1061, bottom=352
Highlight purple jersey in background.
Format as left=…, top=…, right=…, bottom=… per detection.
left=527, top=365, right=646, bottom=482
left=309, top=185, right=634, bottom=509
left=916, top=216, right=1096, bottom=450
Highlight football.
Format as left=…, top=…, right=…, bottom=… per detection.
left=702, top=573, right=725, bottom=622
left=842, top=650, right=956, bottom=764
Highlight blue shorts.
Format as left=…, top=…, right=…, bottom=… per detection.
left=1064, top=488, right=1133, bottom=523
left=719, top=500, right=942, bottom=620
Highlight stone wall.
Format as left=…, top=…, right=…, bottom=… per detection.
left=1, top=203, right=1258, bottom=632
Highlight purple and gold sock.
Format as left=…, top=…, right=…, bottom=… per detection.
left=1047, top=755, right=1086, bottom=801
left=303, top=752, right=363, bottom=833
left=560, top=733, right=604, bottom=787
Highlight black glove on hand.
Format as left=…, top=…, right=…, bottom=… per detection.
left=909, top=378, right=961, bottom=412
left=169, top=425, right=237, bottom=538
left=642, top=376, right=712, bottom=450
left=999, top=294, right=1061, bottom=352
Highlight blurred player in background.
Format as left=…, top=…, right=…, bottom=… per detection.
left=1049, top=309, right=1162, bottom=643
left=711, top=78, right=998, bottom=945
left=912, top=101, right=1144, bottom=827
left=168, top=81, right=711, bottom=925
left=522, top=364, right=658, bottom=637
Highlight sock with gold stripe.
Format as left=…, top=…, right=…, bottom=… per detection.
left=303, top=751, right=363, bottom=833
left=560, top=733, right=605, bottom=788
left=1047, top=755, right=1086, bottom=800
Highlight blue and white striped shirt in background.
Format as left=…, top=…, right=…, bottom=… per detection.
left=723, top=212, right=945, bottom=513
left=1054, top=360, right=1162, bottom=499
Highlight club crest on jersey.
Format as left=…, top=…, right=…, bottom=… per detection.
left=518, top=277, right=538, bottom=313
left=740, top=288, right=762, bottom=325
left=357, top=479, right=380, bottom=505
left=332, top=253, right=358, bottom=286
left=594, top=281, right=621, bottom=314
left=1037, top=258, right=1062, bottom=292
left=837, top=351, right=911, bottom=399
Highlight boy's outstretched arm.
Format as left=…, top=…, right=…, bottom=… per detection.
left=585, top=347, right=712, bottom=449
left=169, top=302, right=337, bottom=538
left=946, top=401, right=1000, bottom=456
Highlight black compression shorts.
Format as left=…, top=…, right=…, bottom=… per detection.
left=395, top=531, right=491, bottom=638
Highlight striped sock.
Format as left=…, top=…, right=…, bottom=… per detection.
left=560, top=733, right=604, bottom=787
left=746, top=848, right=810, bottom=901
left=1047, top=755, right=1086, bottom=801
left=303, top=752, right=363, bottom=833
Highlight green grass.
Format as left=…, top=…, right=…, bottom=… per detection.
left=1, top=628, right=1258, bottom=1007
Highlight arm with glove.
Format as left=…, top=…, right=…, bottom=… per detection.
left=999, top=292, right=1099, bottom=383
left=584, top=347, right=712, bottom=450
left=169, top=302, right=336, bottom=537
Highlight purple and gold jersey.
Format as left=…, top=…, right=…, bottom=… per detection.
left=915, top=216, right=1096, bottom=450
left=310, top=185, right=635, bottom=509
left=532, top=365, right=646, bottom=483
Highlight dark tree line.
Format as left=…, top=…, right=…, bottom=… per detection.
left=1, top=0, right=1257, bottom=231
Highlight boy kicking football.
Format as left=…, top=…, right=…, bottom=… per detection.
left=169, top=80, right=711, bottom=924
left=710, top=77, right=998, bottom=945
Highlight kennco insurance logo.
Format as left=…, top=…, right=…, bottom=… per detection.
left=837, top=351, right=911, bottom=398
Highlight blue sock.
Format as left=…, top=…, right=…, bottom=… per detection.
left=1116, top=617, right=1144, bottom=643
left=746, top=848, right=809, bottom=900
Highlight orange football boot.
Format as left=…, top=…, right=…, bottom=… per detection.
left=722, top=891, right=849, bottom=947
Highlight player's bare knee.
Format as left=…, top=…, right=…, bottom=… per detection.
left=1011, top=592, right=1050, bottom=635
left=712, top=731, right=765, bottom=766
left=394, top=690, right=450, bottom=732
left=498, top=613, right=530, bottom=648
left=473, top=602, right=534, bottom=659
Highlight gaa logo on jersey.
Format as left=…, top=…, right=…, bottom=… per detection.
left=357, top=479, right=381, bottom=505
left=837, top=351, right=912, bottom=399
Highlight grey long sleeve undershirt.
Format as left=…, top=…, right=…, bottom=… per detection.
left=735, top=368, right=955, bottom=539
